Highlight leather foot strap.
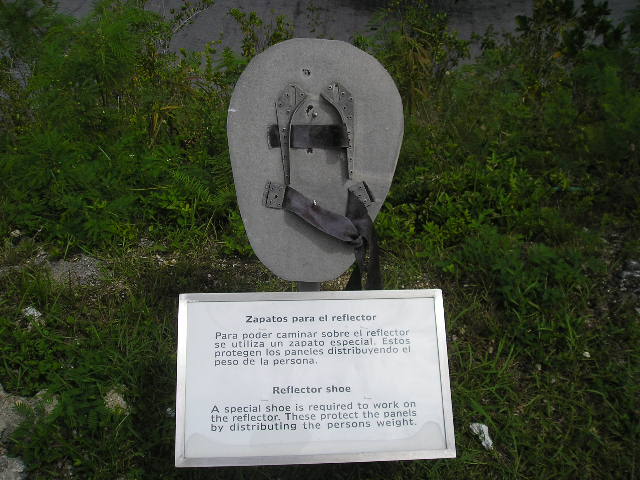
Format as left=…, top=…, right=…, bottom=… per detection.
left=264, top=182, right=382, bottom=289
left=344, top=189, right=382, bottom=290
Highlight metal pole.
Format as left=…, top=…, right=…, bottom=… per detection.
left=297, top=282, right=321, bottom=292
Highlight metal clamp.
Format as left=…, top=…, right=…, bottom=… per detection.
left=275, top=84, right=306, bottom=185
left=348, top=181, right=373, bottom=207
left=263, top=181, right=286, bottom=209
left=321, top=82, right=355, bottom=179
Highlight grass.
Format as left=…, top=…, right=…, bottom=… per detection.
left=1, top=229, right=638, bottom=479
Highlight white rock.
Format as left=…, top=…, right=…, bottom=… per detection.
left=0, top=384, right=57, bottom=479
left=21, top=306, right=42, bottom=319
left=470, top=422, right=494, bottom=450
left=0, top=384, right=58, bottom=442
left=0, top=455, right=26, bottom=480
left=103, top=390, right=128, bottom=413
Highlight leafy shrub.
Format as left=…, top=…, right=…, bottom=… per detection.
left=0, top=1, right=292, bottom=254
left=355, top=0, right=469, bottom=113
left=375, top=0, right=639, bottom=264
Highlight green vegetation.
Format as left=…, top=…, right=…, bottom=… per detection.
left=1, top=0, right=638, bottom=478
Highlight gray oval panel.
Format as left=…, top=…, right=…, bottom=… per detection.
left=228, top=38, right=403, bottom=282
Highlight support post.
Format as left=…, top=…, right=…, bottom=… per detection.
left=298, top=282, right=321, bottom=292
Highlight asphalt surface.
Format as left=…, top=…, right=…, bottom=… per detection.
left=54, top=0, right=637, bottom=55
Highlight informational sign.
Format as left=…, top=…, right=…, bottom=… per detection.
left=175, top=290, right=455, bottom=467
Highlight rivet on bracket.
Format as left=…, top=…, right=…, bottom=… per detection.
left=348, top=182, right=373, bottom=207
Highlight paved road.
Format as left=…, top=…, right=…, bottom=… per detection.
left=56, top=0, right=636, bottom=53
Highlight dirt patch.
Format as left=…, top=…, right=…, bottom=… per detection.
left=49, top=254, right=104, bottom=286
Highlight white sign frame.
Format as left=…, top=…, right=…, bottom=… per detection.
left=175, top=289, right=455, bottom=467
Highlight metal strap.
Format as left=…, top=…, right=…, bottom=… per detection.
left=321, top=82, right=355, bottom=179
left=275, top=84, right=306, bottom=185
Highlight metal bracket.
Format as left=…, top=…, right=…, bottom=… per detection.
left=263, top=181, right=286, bottom=209
left=275, top=84, right=306, bottom=185
left=321, top=82, right=355, bottom=179
left=348, top=181, right=374, bottom=208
